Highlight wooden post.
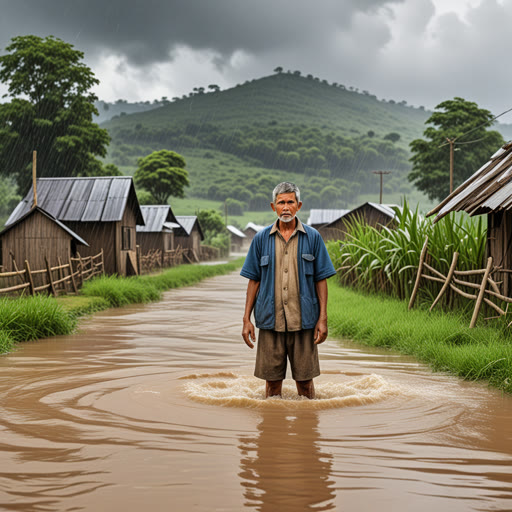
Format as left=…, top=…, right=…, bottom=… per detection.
left=32, top=150, right=38, bottom=207
left=100, top=249, right=105, bottom=275
left=77, top=252, right=84, bottom=286
left=24, top=260, right=35, bottom=295
left=68, top=257, right=78, bottom=294
left=470, top=257, right=493, bottom=328
left=408, top=237, right=429, bottom=310
left=136, top=245, right=141, bottom=276
left=10, top=253, right=25, bottom=286
left=372, top=170, right=391, bottom=204
left=45, top=257, right=56, bottom=296
left=57, top=257, right=65, bottom=292
left=430, top=252, right=459, bottom=311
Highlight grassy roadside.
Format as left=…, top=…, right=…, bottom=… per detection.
left=0, top=258, right=244, bottom=355
left=328, top=281, right=512, bottom=393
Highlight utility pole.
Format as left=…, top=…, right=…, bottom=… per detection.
left=372, top=171, right=391, bottom=204
left=447, top=137, right=455, bottom=194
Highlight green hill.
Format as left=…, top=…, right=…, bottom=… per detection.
left=102, top=72, right=436, bottom=213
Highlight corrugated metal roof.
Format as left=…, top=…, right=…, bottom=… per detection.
left=324, top=202, right=399, bottom=228
left=307, top=209, right=349, bottom=226
left=175, top=215, right=204, bottom=240
left=227, top=225, right=246, bottom=238
left=6, top=177, right=144, bottom=226
left=428, top=141, right=512, bottom=222
left=0, top=206, right=88, bottom=246
left=137, top=205, right=179, bottom=232
left=244, top=222, right=266, bottom=233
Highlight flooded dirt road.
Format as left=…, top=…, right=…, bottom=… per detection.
left=1, top=272, right=512, bottom=511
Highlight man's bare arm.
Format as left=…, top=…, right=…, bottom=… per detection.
left=242, top=279, right=260, bottom=349
left=314, top=279, right=328, bottom=345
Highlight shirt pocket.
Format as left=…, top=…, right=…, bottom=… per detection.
left=260, top=255, right=269, bottom=266
left=301, top=253, right=315, bottom=275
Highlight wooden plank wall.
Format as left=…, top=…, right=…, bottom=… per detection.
left=0, top=211, right=72, bottom=272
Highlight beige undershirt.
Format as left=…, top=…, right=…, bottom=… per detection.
left=271, top=218, right=306, bottom=332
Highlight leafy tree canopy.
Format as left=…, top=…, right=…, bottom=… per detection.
left=134, top=149, right=189, bottom=204
left=0, top=35, right=111, bottom=193
left=408, top=97, right=504, bottom=202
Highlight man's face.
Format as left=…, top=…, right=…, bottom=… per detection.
left=271, top=192, right=302, bottom=223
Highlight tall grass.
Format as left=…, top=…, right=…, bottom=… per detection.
left=328, top=282, right=512, bottom=393
left=327, top=199, right=486, bottom=307
left=0, top=295, right=77, bottom=343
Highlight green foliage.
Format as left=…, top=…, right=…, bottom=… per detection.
left=225, top=197, right=245, bottom=215
left=0, top=175, right=20, bottom=227
left=81, top=274, right=161, bottom=307
left=328, top=199, right=487, bottom=305
left=328, top=283, right=512, bottom=394
left=0, top=330, right=15, bottom=353
left=134, top=149, right=189, bottom=203
left=409, top=97, right=505, bottom=202
left=0, top=294, right=76, bottom=343
left=0, top=35, right=110, bottom=193
left=197, top=209, right=225, bottom=233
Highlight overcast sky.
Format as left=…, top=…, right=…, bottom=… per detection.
left=0, top=0, right=511, bottom=119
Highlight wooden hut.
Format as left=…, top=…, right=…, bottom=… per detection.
left=319, top=202, right=398, bottom=242
left=307, top=209, right=348, bottom=230
left=174, top=216, right=204, bottom=259
left=428, top=140, right=512, bottom=295
left=6, top=177, right=144, bottom=276
left=243, top=222, right=265, bottom=247
left=227, top=225, right=246, bottom=253
left=136, top=205, right=180, bottom=253
left=0, top=206, right=88, bottom=272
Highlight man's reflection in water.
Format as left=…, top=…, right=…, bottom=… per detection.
left=238, top=411, right=335, bottom=511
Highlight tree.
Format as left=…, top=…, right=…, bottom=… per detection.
left=408, top=97, right=505, bottom=202
left=383, top=132, right=401, bottom=143
left=274, top=66, right=283, bottom=74
left=134, top=150, right=189, bottom=204
left=0, top=35, right=110, bottom=192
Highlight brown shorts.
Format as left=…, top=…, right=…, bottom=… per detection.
left=254, top=329, right=320, bottom=381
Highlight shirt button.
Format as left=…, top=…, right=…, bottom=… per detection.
left=284, top=269, right=288, bottom=273
left=284, top=287, right=287, bottom=291
left=284, top=301, right=288, bottom=305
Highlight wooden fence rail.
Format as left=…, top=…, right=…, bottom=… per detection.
left=0, top=250, right=104, bottom=297
left=408, top=237, right=512, bottom=328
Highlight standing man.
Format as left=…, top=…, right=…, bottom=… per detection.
left=241, top=182, right=337, bottom=399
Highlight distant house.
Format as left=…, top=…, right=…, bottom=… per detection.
left=428, top=140, right=512, bottom=295
left=6, top=177, right=144, bottom=276
left=0, top=206, right=88, bottom=272
left=319, top=202, right=398, bottom=242
left=307, top=209, right=348, bottom=230
left=227, top=225, right=246, bottom=253
left=243, top=222, right=266, bottom=247
left=136, top=205, right=180, bottom=254
left=174, top=216, right=204, bottom=258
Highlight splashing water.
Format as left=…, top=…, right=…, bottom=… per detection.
left=181, top=372, right=400, bottom=410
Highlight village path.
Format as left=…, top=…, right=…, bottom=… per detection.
left=1, top=271, right=512, bottom=511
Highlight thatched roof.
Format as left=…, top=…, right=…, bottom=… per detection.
left=428, top=141, right=512, bottom=222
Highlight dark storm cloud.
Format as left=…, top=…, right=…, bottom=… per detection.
left=0, top=0, right=403, bottom=66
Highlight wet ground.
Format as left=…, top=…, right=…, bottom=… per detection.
left=1, top=272, right=512, bottom=511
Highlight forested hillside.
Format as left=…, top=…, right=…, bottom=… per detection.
left=102, top=72, right=436, bottom=210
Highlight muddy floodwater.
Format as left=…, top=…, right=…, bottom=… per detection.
left=2, top=273, right=512, bottom=511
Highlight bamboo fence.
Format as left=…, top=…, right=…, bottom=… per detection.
left=138, top=246, right=185, bottom=274
left=0, top=250, right=105, bottom=297
left=409, top=237, right=512, bottom=328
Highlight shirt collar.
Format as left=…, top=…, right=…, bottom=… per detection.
left=270, top=217, right=305, bottom=235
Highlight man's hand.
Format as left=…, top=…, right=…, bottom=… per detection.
left=314, top=317, right=328, bottom=345
left=242, top=318, right=256, bottom=349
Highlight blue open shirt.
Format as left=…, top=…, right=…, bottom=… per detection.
left=240, top=222, right=337, bottom=330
